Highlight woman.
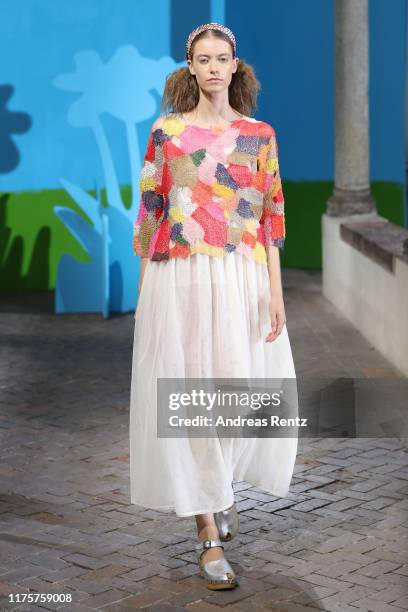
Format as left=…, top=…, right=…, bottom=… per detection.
left=129, top=22, right=298, bottom=590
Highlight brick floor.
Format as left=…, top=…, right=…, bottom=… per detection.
left=0, top=270, right=407, bottom=611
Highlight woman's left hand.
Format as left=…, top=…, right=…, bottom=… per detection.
left=266, top=293, right=286, bottom=342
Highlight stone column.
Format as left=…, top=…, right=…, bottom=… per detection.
left=327, top=0, right=376, bottom=216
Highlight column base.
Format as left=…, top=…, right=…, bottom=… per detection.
left=327, top=186, right=376, bottom=216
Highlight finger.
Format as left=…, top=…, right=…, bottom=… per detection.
left=266, top=328, right=278, bottom=342
left=275, top=313, right=286, bottom=334
left=277, top=318, right=286, bottom=335
left=266, top=320, right=285, bottom=342
left=270, top=312, right=278, bottom=331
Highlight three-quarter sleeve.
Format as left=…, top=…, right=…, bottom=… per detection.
left=132, top=128, right=165, bottom=258
left=259, top=129, right=285, bottom=250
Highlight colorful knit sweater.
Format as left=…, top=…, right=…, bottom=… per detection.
left=132, top=113, right=285, bottom=265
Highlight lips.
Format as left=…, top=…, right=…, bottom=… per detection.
left=208, top=79, right=222, bottom=82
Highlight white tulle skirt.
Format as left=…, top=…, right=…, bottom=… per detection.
left=129, top=252, right=298, bottom=517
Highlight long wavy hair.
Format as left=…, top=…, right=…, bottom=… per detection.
left=161, top=29, right=261, bottom=117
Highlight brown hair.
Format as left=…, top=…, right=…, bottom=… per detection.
left=161, top=29, right=261, bottom=117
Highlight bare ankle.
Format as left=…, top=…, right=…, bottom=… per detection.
left=195, top=512, right=219, bottom=540
left=198, top=525, right=219, bottom=541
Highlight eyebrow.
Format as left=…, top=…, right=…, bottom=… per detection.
left=196, top=53, right=230, bottom=58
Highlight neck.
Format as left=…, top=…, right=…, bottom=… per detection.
left=191, top=96, right=239, bottom=124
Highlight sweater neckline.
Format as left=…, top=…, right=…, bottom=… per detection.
left=180, top=113, right=245, bottom=132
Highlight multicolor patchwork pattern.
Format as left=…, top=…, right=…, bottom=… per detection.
left=133, top=114, right=285, bottom=265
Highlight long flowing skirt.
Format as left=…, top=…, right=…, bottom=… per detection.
left=129, top=252, right=298, bottom=517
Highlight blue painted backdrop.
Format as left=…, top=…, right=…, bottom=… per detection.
left=0, top=0, right=406, bottom=313
left=1, top=0, right=406, bottom=191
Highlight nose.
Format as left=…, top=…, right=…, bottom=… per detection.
left=209, top=60, right=219, bottom=74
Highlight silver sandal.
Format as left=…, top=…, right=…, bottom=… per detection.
left=214, top=503, right=239, bottom=541
left=197, top=538, right=238, bottom=590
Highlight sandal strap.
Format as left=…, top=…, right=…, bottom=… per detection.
left=196, top=538, right=224, bottom=553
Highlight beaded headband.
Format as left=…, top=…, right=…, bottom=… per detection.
left=185, top=22, right=237, bottom=61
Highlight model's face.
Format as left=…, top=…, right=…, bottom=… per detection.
left=188, top=37, right=238, bottom=93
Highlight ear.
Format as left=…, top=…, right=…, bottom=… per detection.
left=187, top=59, right=195, bottom=76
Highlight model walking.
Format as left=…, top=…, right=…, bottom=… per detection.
left=129, top=22, right=298, bottom=590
